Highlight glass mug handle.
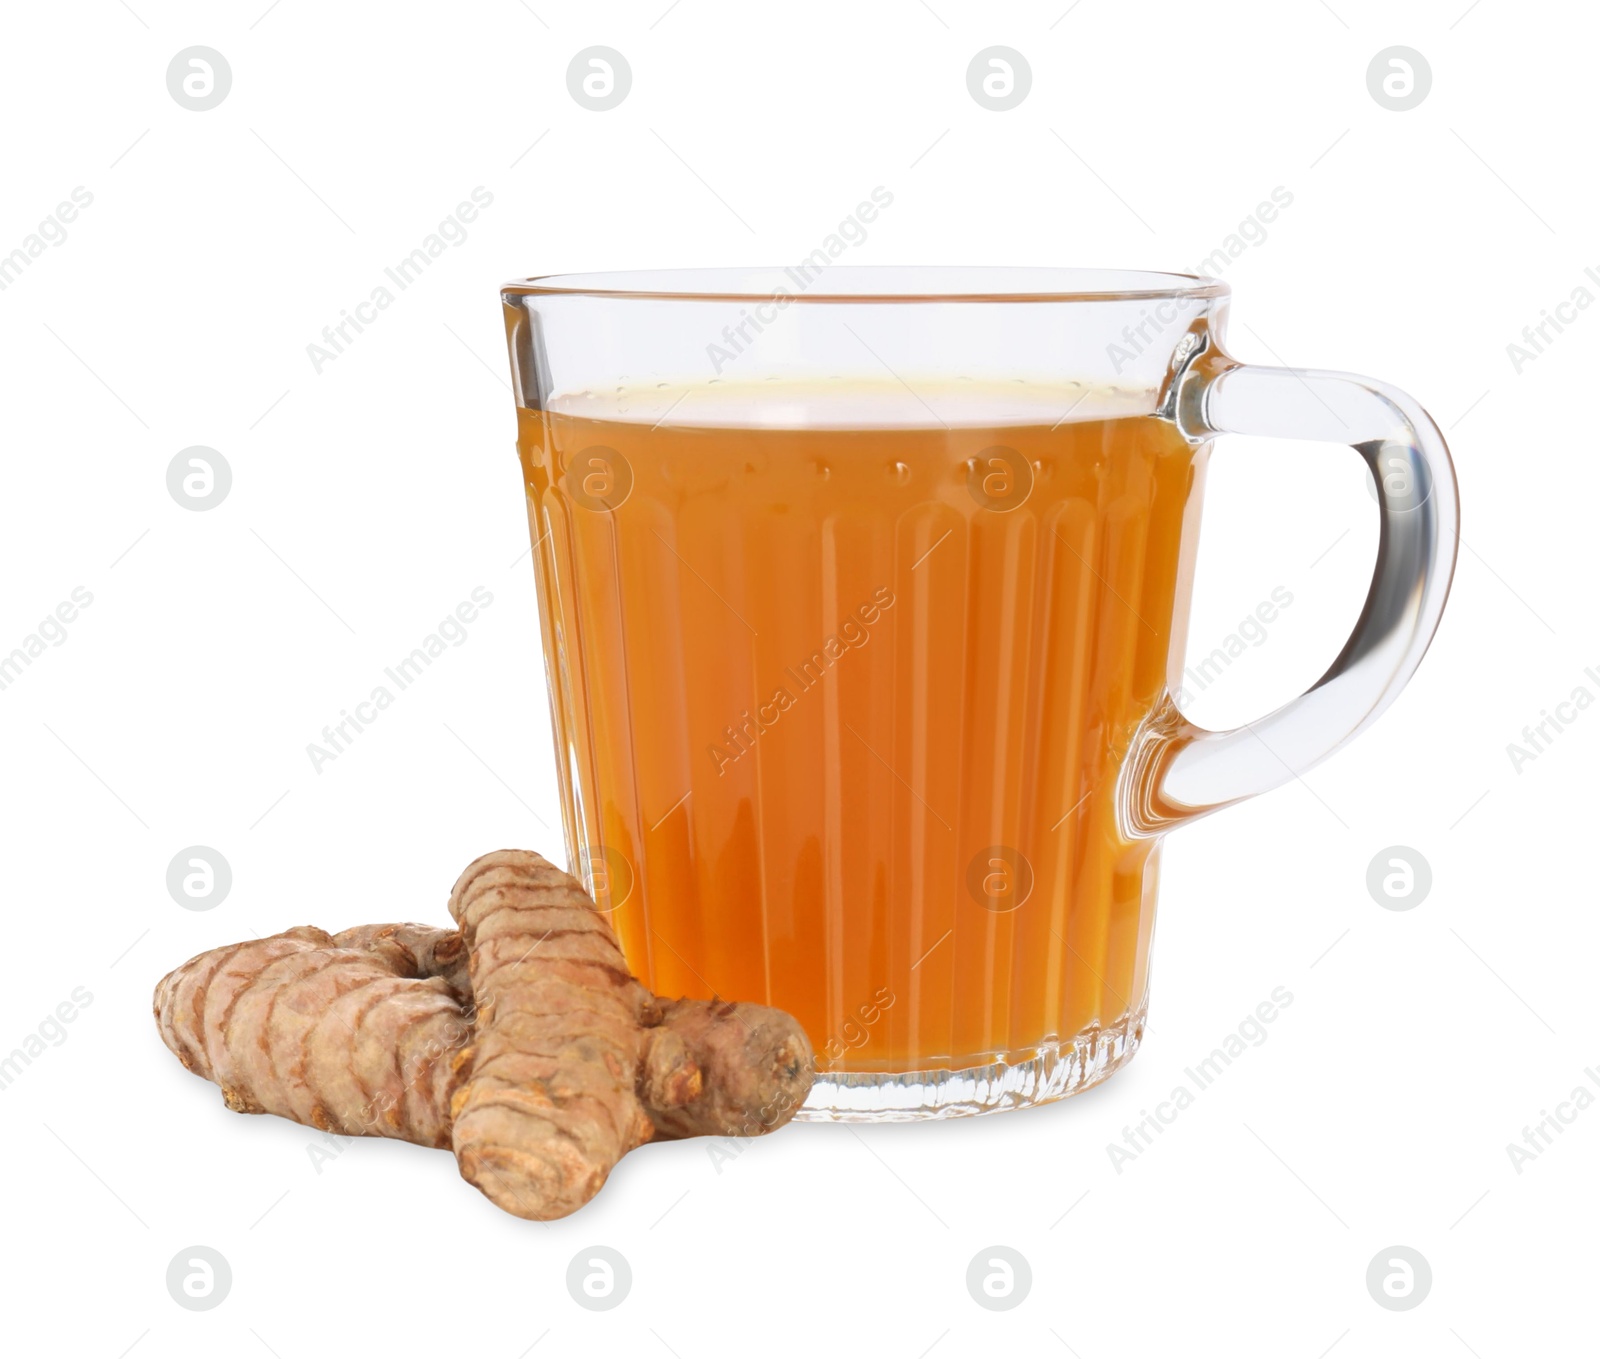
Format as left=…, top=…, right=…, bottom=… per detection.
left=1127, top=359, right=1459, bottom=832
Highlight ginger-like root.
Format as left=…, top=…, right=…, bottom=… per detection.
left=153, top=922, right=471, bottom=1147
left=153, top=851, right=814, bottom=1219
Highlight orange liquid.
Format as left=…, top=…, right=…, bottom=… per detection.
left=517, top=386, right=1200, bottom=1073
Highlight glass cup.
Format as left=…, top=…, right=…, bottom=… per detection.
left=500, top=267, right=1456, bottom=1121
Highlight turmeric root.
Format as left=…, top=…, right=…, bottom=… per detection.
left=153, top=850, right=814, bottom=1219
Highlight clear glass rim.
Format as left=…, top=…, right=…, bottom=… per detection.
left=503, top=266, right=1228, bottom=305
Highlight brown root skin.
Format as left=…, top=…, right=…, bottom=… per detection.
left=153, top=926, right=470, bottom=1148
left=153, top=851, right=815, bottom=1221
left=328, top=923, right=471, bottom=1003
left=445, top=850, right=669, bottom=1219
left=649, top=998, right=815, bottom=1140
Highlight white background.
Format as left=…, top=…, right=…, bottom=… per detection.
left=0, top=2, right=1592, bottom=1355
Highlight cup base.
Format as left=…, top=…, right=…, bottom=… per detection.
left=794, top=1005, right=1146, bottom=1122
